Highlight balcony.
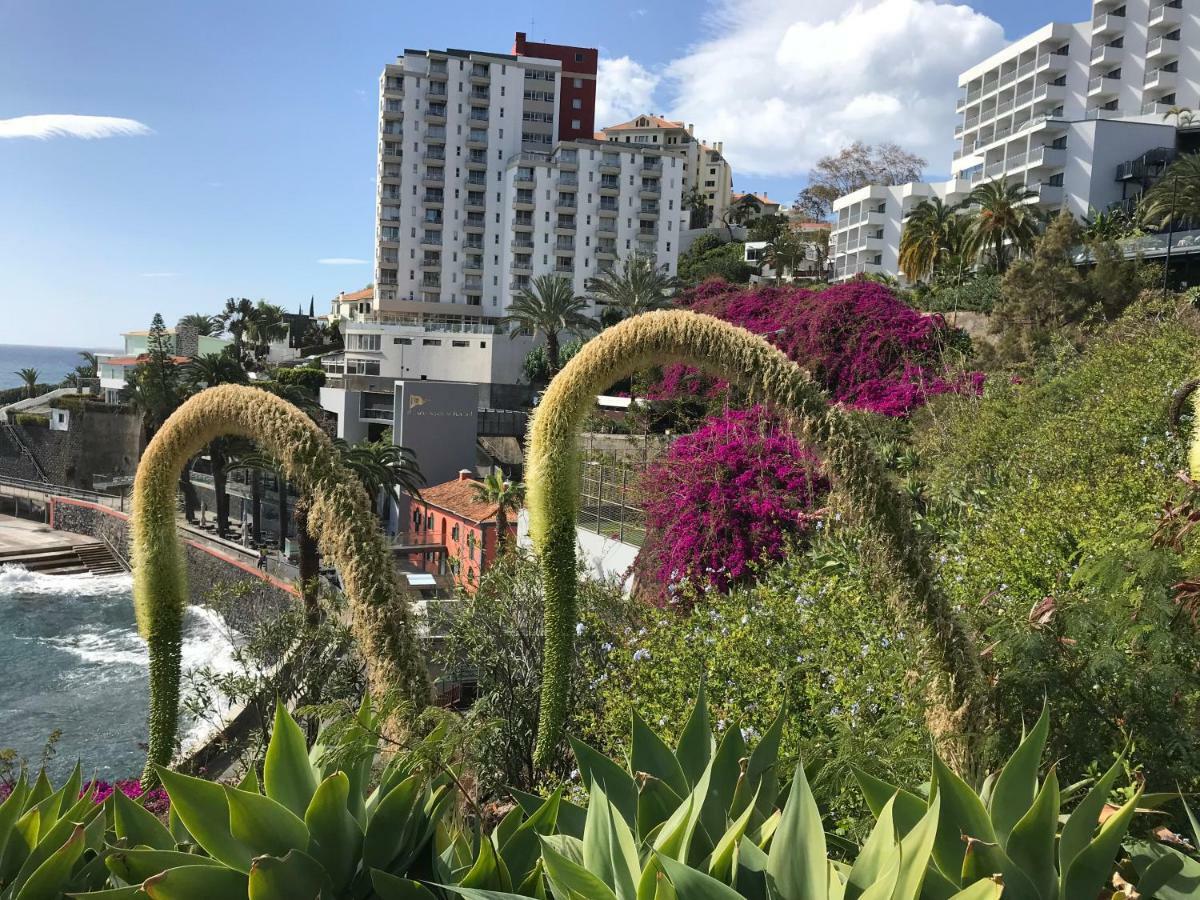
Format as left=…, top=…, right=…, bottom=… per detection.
left=420, top=255, right=441, bottom=270
left=384, top=77, right=404, bottom=94
left=597, top=243, right=617, bottom=257
left=420, top=277, right=442, bottom=289
left=422, top=212, right=443, bottom=226
left=642, top=158, right=663, bottom=172
left=468, top=111, right=490, bottom=125
left=425, top=126, right=447, bottom=143
left=640, top=203, right=659, bottom=217
left=1028, top=182, right=1063, bottom=205
left=556, top=174, right=578, bottom=189
left=555, top=238, right=575, bottom=252
left=465, top=174, right=487, bottom=188
left=511, top=236, right=534, bottom=249
left=1035, top=52, right=1069, bottom=74
left=1149, top=1, right=1182, bottom=28
left=422, top=150, right=445, bottom=162
left=557, top=150, right=579, bottom=168
left=1091, top=12, right=1124, bottom=36
left=1090, top=43, right=1123, bottom=66
left=512, top=192, right=535, bottom=210
left=1144, top=67, right=1176, bottom=90
left=555, top=218, right=576, bottom=232
left=419, top=233, right=442, bottom=248
left=428, top=60, right=449, bottom=79
left=599, top=178, right=620, bottom=195
left=598, top=200, right=619, bottom=214
left=424, top=107, right=447, bottom=124
left=553, top=263, right=573, bottom=274
left=638, top=226, right=658, bottom=237
left=1147, top=35, right=1179, bottom=60
left=381, top=188, right=402, bottom=201
left=468, top=88, right=490, bottom=106
left=1031, top=82, right=1066, bottom=106
left=511, top=217, right=534, bottom=230
left=600, top=156, right=621, bottom=174
left=555, top=196, right=577, bottom=212
left=466, top=130, right=488, bottom=149
left=1085, top=105, right=1121, bottom=119
left=639, top=181, right=660, bottom=197
left=421, top=192, right=444, bottom=206
left=423, top=170, right=445, bottom=186
left=470, top=64, right=490, bottom=85
left=597, top=222, right=617, bottom=237
left=1141, top=99, right=1174, bottom=116
left=464, top=215, right=486, bottom=231
left=1027, top=145, right=1066, bottom=169
left=381, top=144, right=403, bottom=161
left=1088, top=74, right=1119, bottom=97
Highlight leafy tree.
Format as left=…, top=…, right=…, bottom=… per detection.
left=762, top=231, right=806, bottom=282
left=522, top=337, right=583, bottom=387
left=270, top=365, right=326, bottom=396
left=746, top=213, right=789, bottom=243
left=215, top=297, right=257, bottom=363
left=13, top=368, right=40, bottom=400
left=681, top=184, right=711, bottom=228
left=677, top=236, right=754, bottom=285
left=1082, top=206, right=1136, bottom=242
left=500, top=274, right=598, bottom=376
left=470, top=471, right=524, bottom=555
left=1142, top=152, right=1200, bottom=229
left=962, top=180, right=1041, bottom=273
left=795, top=140, right=927, bottom=219
left=123, top=313, right=182, bottom=440
left=245, top=301, right=289, bottom=364
left=177, top=312, right=219, bottom=336
left=586, top=252, right=679, bottom=325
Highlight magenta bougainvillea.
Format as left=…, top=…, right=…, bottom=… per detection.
left=0, top=778, right=169, bottom=816
left=639, top=405, right=829, bottom=599
left=650, top=279, right=975, bottom=417
left=638, top=279, right=980, bottom=599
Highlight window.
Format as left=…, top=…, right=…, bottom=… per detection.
left=572, top=98, right=582, bottom=109
left=574, top=52, right=583, bottom=62
left=394, top=337, right=412, bottom=345
left=573, top=77, right=583, bottom=88
left=571, top=119, right=581, bottom=130
left=452, top=340, right=469, bottom=347
left=422, top=338, right=442, bottom=346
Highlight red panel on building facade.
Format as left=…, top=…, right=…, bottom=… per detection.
left=513, top=31, right=597, bottom=142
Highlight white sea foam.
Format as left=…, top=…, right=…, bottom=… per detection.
left=0, top=564, right=132, bottom=598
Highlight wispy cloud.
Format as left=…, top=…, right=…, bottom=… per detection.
left=140, top=272, right=178, bottom=278
left=0, top=114, right=153, bottom=140
left=318, top=257, right=369, bottom=265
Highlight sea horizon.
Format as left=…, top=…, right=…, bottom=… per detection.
left=0, top=343, right=122, bottom=392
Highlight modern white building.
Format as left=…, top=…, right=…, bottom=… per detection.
left=322, top=36, right=684, bottom=436
left=830, top=0, right=1197, bottom=281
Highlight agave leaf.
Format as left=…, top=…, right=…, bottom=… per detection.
left=499, top=786, right=561, bottom=885
left=460, top=830, right=512, bottom=892
left=247, top=848, right=330, bottom=900
left=14, top=822, right=86, bottom=900
left=748, top=810, right=780, bottom=851
left=1182, top=792, right=1200, bottom=850
left=989, top=704, right=1049, bottom=846
left=1005, top=767, right=1059, bottom=900
left=655, top=852, right=744, bottom=899
left=140, top=864, right=249, bottom=899
left=845, top=795, right=898, bottom=898
left=166, top=804, right=191, bottom=847
left=236, top=768, right=260, bottom=795
left=1057, top=751, right=1123, bottom=878
left=2, top=809, right=40, bottom=888
left=1128, top=843, right=1189, bottom=900
left=894, top=795, right=940, bottom=900
left=853, top=769, right=928, bottom=837
left=438, top=887, right=529, bottom=900
left=538, top=834, right=618, bottom=900
left=733, top=836, right=769, bottom=900
left=675, top=683, right=714, bottom=790
left=583, top=783, right=640, bottom=900
left=946, top=878, right=1004, bottom=900
left=14, top=788, right=105, bottom=889
left=1059, top=787, right=1141, bottom=900
left=765, top=761, right=826, bottom=900
left=225, top=786, right=310, bottom=859
left=303, top=773, right=361, bottom=895
left=960, top=838, right=1038, bottom=900
left=113, top=788, right=175, bottom=852
left=492, top=807, right=524, bottom=855
left=66, top=887, right=148, bottom=899
left=855, top=852, right=900, bottom=900
left=362, top=774, right=423, bottom=873
left=633, top=713, right=689, bottom=799
left=0, top=773, right=30, bottom=868
left=263, top=705, right=319, bottom=819
left=732, top=707, right=784, bottom=822
left=653, top=763, right=713, bottom=864
left=372, top=869, right=439, bottom=899
left=517, top=858, right=548, bottom=899
left=106, top=847, right=223, bottom=883
left=569, top=737, right=638, bottom=830
left=930, top=755, right=995, bottom=886
left=637, top=776, right=684, bottom=842
left=155, top=767, right=253, bottom=873
left=511, top=789, right=586, bottom=841
left=24, top=771, right=53, bottom=813
left=706, top=787, right=758, bottom=885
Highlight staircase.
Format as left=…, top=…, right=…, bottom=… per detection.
left=0, top=540, right=125, bottom=576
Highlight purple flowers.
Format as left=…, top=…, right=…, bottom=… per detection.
left=0, top=778, right=170, bottom=816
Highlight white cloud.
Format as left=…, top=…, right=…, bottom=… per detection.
left=657, top=0, right=1006, bottom=177
left=595, top=57, right=661, bottom=129
left=317, top=257, right=369, bottom=265
left=140, top=272, right=177, bottom=278
left=0, top=114, right=152, bottom=140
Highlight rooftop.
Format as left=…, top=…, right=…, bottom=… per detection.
left=603, top=114, right=685, bottom=132
left=733, top=192, right=782, bottom=208
left=416, top=475, right=501, bottom=523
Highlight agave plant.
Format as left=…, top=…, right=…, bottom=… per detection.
left=856, top=707, right=1142, bottom=900
left=1126, top=792, right=1200, bottom=899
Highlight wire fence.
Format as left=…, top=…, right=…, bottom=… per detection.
left=577, top=440, right=660, bottom=548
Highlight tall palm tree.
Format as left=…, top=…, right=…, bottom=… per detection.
left=178, top=313, right=219, bottom=337
left=899, top=197, right=962, bottom=282
left=14, top=368, right=40, bottom=399
left=184, top=352, right=249, bottom=537
left=501, top=275, right=598, bottom=376
left=77, top=352, right=98, bottom=377
left=586, top=253, right=679, bottom=325
left=1141, top=152, right=1200, bottom=230
left=762, top=232, right=806, bottom=283
left=472, top=472, right=524, bottom=555
left=246, top=301, right=289, bottom=365
left=333, top=439, right=425, bottom=519
left=1164, top=106, right=1196, bottom=127
left=216, top=298, right=257, bottom=363
left=961, top=180, right=1041, bottom=274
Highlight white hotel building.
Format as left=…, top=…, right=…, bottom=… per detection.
left=831, top=0, right=1195, bottom=281
left=320, top=38, right=684, bottom=439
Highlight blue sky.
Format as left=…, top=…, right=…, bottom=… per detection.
left=1, top=0, right=1079, bottom=347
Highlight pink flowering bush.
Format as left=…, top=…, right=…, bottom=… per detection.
left=637, top=406, right=829, bottom=600
left=650, top=279, right=976, bottom=417
left=0, top=778, right=169, bottom=816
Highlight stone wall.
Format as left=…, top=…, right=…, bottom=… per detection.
left=0, top=428, right=41, bottom=480
left=13, top=407, right=141, bottom=489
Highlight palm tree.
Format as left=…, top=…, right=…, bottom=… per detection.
left=184, top=352, right=249, bottom=537
left=586, top=253, right=679, bottom=325
left=333, top=439, right=425, bottom=519
left=1164, top=106, right=1196, bottom=127
left=77, top=352, right=98, bottom=377
left=501, top=275, right=598, bottom=376
left=1141, top=152, right=1200, bottom=230
left=246, top=301, right=289, bottom=365
left=472, top=472, right=524, bottom=555
left=762, top=232, right=806, bottom=283
left=14, top=368, right=40, bottom=399
left=961, top=180, right=1040, bottom=274
left=899, top=197, right=961, bottom=282
left=178, top=313, right=220, bottom=337
left=216, top=297, right=257, bottom=363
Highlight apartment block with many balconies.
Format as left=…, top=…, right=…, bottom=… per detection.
left=829, top=0, right=1197, bottom=281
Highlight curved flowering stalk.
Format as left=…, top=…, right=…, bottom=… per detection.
left=131, top=384, right=428, bottom=781
left=527, top=309, right=984, bottom=768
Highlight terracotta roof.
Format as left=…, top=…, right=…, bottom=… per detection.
left=417, top=477, right=500, bottom=523
left=603, top=113, right=685, bottom=132
left=337, top=287, right=374, bottom=303
left=732, top=192, right=782, bottom=208
left=593, top=131, right=607, bottom=141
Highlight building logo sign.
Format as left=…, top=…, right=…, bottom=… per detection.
left=409, top=394, right=426, bottom=410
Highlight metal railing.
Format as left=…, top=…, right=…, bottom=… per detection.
left=0, top=472, right=127, bottom=511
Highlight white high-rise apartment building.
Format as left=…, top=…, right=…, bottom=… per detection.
left=321, top=38, right=684, bottom=440
left=830, top=0, right=1195, bottom=281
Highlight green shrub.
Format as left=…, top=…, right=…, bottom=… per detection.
left=13, top=412, right=49, bottom=427
left=916, top=273, right=1001, bottom=313
left=270, top=366, right=326, bottom=395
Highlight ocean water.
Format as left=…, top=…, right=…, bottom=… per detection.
left=0, top=566, right=239, bottom=780
left=0, top=344, right=116, bottom=391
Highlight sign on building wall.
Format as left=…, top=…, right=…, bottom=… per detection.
left=393, top=380, right=480, bottom=488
